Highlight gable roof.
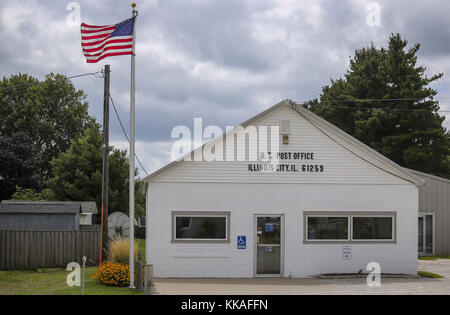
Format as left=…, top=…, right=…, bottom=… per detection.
left=144, top=100, right=425, bottom=187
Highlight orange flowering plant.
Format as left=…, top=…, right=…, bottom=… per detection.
left=93, top=238, right=144, bottom=287
left=92, top=262, right=130, bottom=287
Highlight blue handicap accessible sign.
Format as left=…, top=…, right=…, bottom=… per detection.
left=265, top=223, right=274, bottom=232
left=237, top=235, right=246, bottom=249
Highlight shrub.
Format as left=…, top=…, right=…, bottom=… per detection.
left=93, top=238, right=141, bottom=287
left=108, top=237, right=138, bottom=265
left=93, top=262, right=130, bottom=287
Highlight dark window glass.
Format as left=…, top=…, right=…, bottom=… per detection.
left=353, top=217, right=393, bottom=240
left=418, top=217, right=424, bottom=253
left=425, top=215, right=433, bottom=254
left=307, top=217, right=348, bottom=240
left=257, top=217, right=281, bottom=244
left=175, top=216, right=226, bottom=239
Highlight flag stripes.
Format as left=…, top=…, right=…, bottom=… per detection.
left=80, top=18, right=135, bottom=63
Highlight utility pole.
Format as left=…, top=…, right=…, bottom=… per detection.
left=100, top=64, right=111, bottom=263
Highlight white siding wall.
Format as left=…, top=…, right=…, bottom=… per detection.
left=153, top=106, right=406, bottom=185
left=146, top=104, right=418, bottom=277
left=147, top=182, right=418, bottom=277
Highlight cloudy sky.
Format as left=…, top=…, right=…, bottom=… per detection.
left=1, top=0, right=450, bottom=177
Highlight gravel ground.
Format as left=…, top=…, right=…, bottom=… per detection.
left=153, top=259, right=450, bottom=295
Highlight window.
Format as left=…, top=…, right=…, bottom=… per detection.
left=172, top=211, right=230, bottom=243
left=418, top=213, right=434, bottom=255
left=352, top=217, right=393, bottom=240
left=280, top=120, right=290, bottom=134
left=307, top=216, right=349, bottom=240
left=176, top=217, right=225, bottom=239
left=304, top=212, right=396, bottom=243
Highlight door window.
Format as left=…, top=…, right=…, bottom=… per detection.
left=256, top=216, right=281, bottom=275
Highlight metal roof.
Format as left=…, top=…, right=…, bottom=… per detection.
left=143, top=100, right=425, bottom=187
left=0, top=202, right=80, bottom=214
left=0, top=201, right=98, bottom=214
left=407, top=168, right=450, bottom=184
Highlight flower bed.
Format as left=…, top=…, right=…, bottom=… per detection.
left=93, top=262, right=130, bottom=287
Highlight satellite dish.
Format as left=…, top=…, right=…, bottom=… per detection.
left=108, top=212, right=137, bottom=241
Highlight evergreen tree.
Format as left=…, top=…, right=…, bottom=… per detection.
left=306, top=34, right=450, bottom=178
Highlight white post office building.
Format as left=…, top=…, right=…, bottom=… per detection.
left=144, top=100, right=424, bottom=278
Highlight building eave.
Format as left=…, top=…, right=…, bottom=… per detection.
left=407, top=168, right=450, bottom=184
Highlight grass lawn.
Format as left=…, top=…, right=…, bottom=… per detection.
left=0, top=238, right=147, bottom=295
left=419, top=256, right=450, bottom=260
left=0, top=266, right=143, bottom=295
left=418, top=270, right=444, bottom=279
left=136, top=238, right=146, bottom=262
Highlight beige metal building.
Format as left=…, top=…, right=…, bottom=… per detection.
left=409, top=169, right=450, bottom=256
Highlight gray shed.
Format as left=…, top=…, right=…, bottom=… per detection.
left=0, top=201, right=98, bottom=231
left=408, top=169, right=450, bottom=256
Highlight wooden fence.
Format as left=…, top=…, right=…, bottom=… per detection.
left=0, top=230, right=100, bottom=270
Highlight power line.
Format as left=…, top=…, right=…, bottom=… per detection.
left=67, top=71, right=104, bottom=79
left=69, top=72, right=150, bottom=176
left=0, top=70, right=149, bottom=175
left=299, top=97, right=450, bottom=113
left=0, top=71, right=103, bottom=92
left=109, top=93, right=149, bottom=176
left=315, top=96, right=450, bottom=103
left=304, top=104, right=450, bottom=113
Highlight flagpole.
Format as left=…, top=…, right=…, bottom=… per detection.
left=129, top=3, right=138, bottom=289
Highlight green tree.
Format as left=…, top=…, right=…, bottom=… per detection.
left=135, top=178, right=146, bottom=218
left=0, top=132, right=42, bottom=200
left=0, top=73, right=93, bottom=197
left=305, top=34, right=450, bottom=178
left=45, top=124, right=145, bottom=217
left=10, top=186, right=55, bottom=201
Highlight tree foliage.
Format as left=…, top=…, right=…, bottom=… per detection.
left=305, top=34, right=450, bottom=178
left=1, top=72, right=146, bottom=218
left=0, top=132, right=42, bottom=200
left=45, top=124, right=145, bottom=217
left=10, top=186, right=55, bottom=201
left=0, top=73, right=93, bottom=198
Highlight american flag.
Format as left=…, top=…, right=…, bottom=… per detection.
left=81, top=17, right=135, bottom=63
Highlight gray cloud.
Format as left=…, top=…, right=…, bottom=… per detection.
left=1, top=0, right=449, bottom=174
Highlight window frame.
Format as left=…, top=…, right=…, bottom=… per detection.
left=171, top=211, right=231, bottom=243
left=303, top=211, right=397, bottom=244
left=418, top=212, right=435, bottom=256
